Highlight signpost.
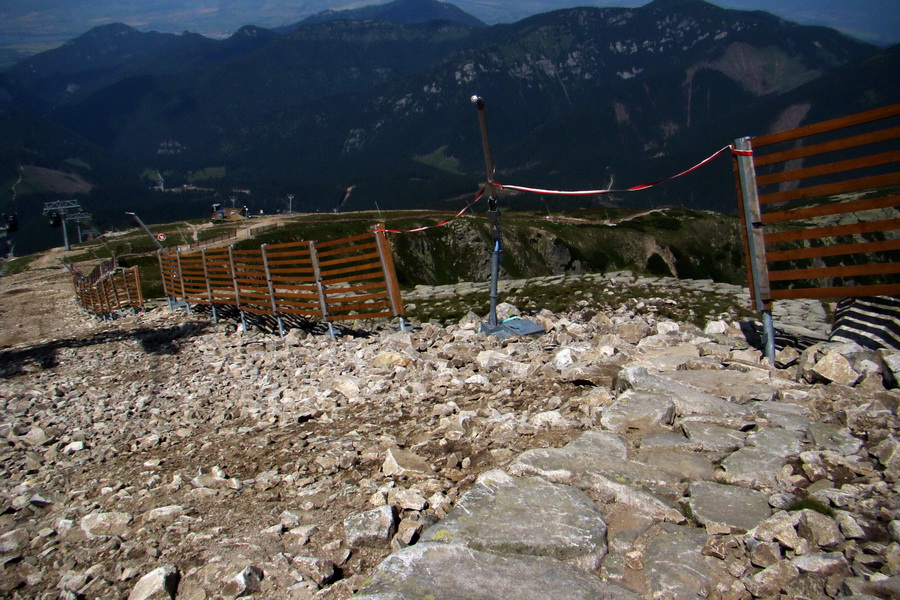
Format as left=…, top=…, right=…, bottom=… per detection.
left=126, top=212, right=165, bottom=251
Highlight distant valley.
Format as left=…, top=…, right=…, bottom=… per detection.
left=1, top=0, right=898, bottom=255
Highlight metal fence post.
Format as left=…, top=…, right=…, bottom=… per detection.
left=261, top=244, right=285, bottom=337
left=175, top=250, right=191, bottom=314
left=228, top=246, right=247, bottom=333
left=309, top=240, right=334, bottom=339
left=734, top=136, right=775, bottom=362
left=158, top=250, right=175, bottom=310
left=373, top=225, right=409, bottom=331
left=201, top=249, right=218, bottom=323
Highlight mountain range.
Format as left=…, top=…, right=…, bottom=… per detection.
left=1, top=0, right=899, bottom=255
left=2, top=1, right=897, bottom=47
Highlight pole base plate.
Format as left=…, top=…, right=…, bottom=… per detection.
left=480, top=317, right=545, bottom=339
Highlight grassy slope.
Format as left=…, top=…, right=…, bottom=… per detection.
left=42, top=207, right=746, bottom=309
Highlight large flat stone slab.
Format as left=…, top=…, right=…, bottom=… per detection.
left=421, top=470, right=607, bottom=571
left=643, top=526, right=719, bottom=600
left=807, top=423, right=863, bottom=455
left=643, top=450, right=715, bottom=481
left=616, top=366, right=750, bottom=417
left=688, top=481, right=772, bottom=534
left=510, top=431, right=684, bottom=495
left=719, top=447, right=787, bottom=488
left=752, top=401, right=811, bottom=431
left=665, top=369, right=780, bottom=402
left=600, top=390, right=675, bottom=434
left=682, top=421, right=748, bottom=452
left=719, top=427, right=805, bottom=488
left=352, top=542, right=641, bottom=600
left=747, top=427, right=804, bottom=456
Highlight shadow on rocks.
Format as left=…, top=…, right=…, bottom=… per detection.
left=0, top=322, right=211, bottom=378
left=189, top=303, right=378, bottom=339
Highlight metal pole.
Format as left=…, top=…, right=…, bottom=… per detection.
left=61, top=216, right=70, bottom=251
left=261, top=244, right=285, bottom=337
left=472, top=96, right=496, bottom=185
left=309, top=241, right=334, bottom=339
left=472, top=95, right=503, bottom=330
left=126, top=212, right=165, bottom=251
left=176, top=250, right=190, bottom=314
left=734, top=137, right=775, bottom=362
left=227, top=246, right=247, bottom=332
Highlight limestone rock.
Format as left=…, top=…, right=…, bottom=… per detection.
left=80, top=512, right=132, bottom=538
left=643, top=527, right=718, bottom=599
left=599, top=391, right=675, bottom=433
left=475, top=350, right=531, bottom=378
left=382, top=447, right=435, bottom=478
left=221, top=565, right=264, bottom=597
left=682, top=421, right=747, bottom=452
left=421, top=470, right=608, bottom=571
left=2, top=267, right=896, bottom=600
left=128, top=565, right=179, bottom=600
left=688, top=481, right=771, bottom=534
left=791, top=551, right=850, bottom=576
left=291, top=556, right=336, bottom=587
left=352, top=542, right=640, bottom=600
left=616, top=365, right=749, bottom=417
left=344, top=506, right=397, bottom=548
left=743, top=559, right=799, bottom=597
left=807, top=423, right=863, bottom=455
left=0, top=528, right=30, bottom=554
left=387, top=488, right=428, bottom=511
left=796, top=509, right=843, bottom=549
left=811, top=351, right=860, bottom=385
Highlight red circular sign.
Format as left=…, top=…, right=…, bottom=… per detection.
left=156, top=233, right=167, bottom=241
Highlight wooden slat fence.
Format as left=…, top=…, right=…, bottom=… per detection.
left=71, top=260, right=144, bottom=318
left=158, top=227, right=405, bottom=335
left=734, top=103, right=900, bottom=357
left=186, top=229, right=237, bottom=250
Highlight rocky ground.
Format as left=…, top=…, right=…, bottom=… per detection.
left=0, top=263, right=898, bottom=599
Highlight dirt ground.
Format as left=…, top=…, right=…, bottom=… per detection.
left=0, top=253, right=596, bottom=599
left=0, top=250, right=95, bottom=349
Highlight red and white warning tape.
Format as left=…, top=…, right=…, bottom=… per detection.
left=377, top=187, right=488, bottom=234
left=378, top=144, right=748, bottom=234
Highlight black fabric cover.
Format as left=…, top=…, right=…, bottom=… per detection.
left=829, top=296, right=900, bottom=351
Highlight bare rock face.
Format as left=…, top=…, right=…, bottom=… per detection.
left=2, top=268, right=899, bottom=600
left=128, top=565, right=179, bottom=600
left=344, top=506, right=397, bottom=549
left=80, top=511, right=133, bottom=538
left=421, top=469, right=608, bottom=571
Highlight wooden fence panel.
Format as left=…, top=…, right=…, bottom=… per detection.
left=157, top=227, right=405, bottom=333
left=123, top=266, right=143, bottom=308
left=231, top=248, right=272, bottom=316
left=316, top=233, right=396, bottom=322
left=158, top=251, right=182, bottom=299
left=735, top=103, right=900, bottom=310
left=70, top=263, right=144, bottom=317
left=204, top=247, right=237, bottom=306
left=263, top=240, right=324, bottom=318
left=179, top=252, right=209, bottom=305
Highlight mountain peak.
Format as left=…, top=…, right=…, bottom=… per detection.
left=299, top=0, right=486, bottom=28
left=643, top=0, right=715, bottom=8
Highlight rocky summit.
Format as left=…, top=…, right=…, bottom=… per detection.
left=1, top=264, right=899, bottom=600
